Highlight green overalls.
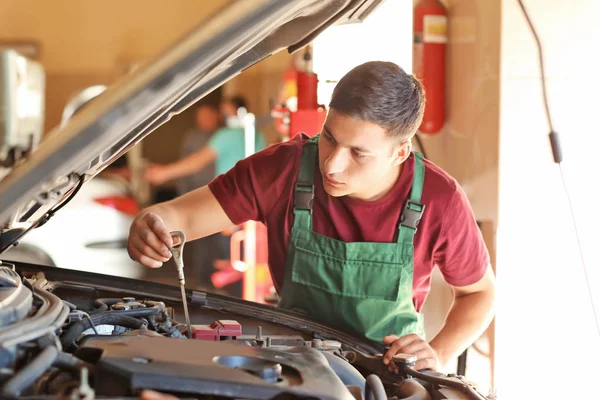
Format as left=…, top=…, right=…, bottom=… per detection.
left=278, top=136, right=426, bottom=343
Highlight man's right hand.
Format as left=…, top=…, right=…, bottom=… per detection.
left=128, top=212, right=175, bottom=268
left=127, top=186, right=235, bottom=268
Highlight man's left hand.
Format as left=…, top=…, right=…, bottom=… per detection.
left=383, top=334, right=439, bottom=372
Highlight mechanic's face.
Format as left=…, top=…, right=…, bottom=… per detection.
left=318, top=109, right=411, bottom=201
left=196, top=106, right=219, bottom=132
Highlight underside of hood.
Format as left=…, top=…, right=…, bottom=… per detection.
left=0, top=0, right=385, bottom=253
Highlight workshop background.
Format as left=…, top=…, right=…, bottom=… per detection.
left=0, top=0, right=597, bottom=398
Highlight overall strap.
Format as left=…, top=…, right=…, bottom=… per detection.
left=293, top=136, right=319, bottom=230
left=397, top=152, right=426, bottom=245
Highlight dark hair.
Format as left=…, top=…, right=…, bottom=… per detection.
left=227, top=95, right=248, bottom=112
left=329, top=61, right=425, bottom=141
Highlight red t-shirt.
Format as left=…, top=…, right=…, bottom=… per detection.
left=209, top=134, right=489, bottom=311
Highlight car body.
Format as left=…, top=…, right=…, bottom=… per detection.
left=4, top=175, right=147, bottom=278
left=2, top=85, right=146, bottom=279
left=0, top=1, right=491, bottom=399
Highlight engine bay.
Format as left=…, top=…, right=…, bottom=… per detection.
left=0, top=262, right=491, bottom=400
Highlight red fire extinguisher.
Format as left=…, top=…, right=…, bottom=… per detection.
left=413, top=0, right=448, bottom=134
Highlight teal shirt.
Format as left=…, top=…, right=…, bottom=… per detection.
left=208, top=127, right=267, bottom=175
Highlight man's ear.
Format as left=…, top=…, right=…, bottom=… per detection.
left=392, top=140, right=412, bottom=167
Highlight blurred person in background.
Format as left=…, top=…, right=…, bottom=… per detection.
left=219, top=95, right=247, bottom=128
left=145, top=96, right=268, bottom=297
left=145, top=95, right=267, bottom=184
left=176, top=103, right=219, bottom=196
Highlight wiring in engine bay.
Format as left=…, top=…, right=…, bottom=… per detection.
left=0, top=265, right=492, bottom=400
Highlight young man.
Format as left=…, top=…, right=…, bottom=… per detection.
left=127, top=61, right=496, bottom=372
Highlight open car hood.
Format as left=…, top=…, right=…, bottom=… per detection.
left=0, top=0, right=386, bottom=252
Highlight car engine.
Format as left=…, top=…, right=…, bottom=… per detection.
left=0, top=263, right=491, bottom=400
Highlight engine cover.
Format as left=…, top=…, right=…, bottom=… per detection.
left=76, top=336, right=356, bottom=400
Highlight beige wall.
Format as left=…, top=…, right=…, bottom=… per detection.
left=0, top=0, right=229, bottom=133
left=0, top=0, right=289, bottom=162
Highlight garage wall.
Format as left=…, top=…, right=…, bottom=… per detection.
left=0, top=0, right=231, bottom=134
left=415, top=0, right=501, bottom=226
left=496, top=1, right=599, bottom=398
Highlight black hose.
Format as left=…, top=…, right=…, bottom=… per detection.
left=108, top=306, right=160, bottom=318
left=93, top=298, right=123, bottom=310
left=48, top=175, right=85, bottom=215
left=1, top=346, right=58, bottom=398
left=365, top=374, right=387, bottom=400
left=322, top=352, right=366, bottom=394
left=91, top=299, right=109, bottom=313
left=62, top=300, right=77, bottom=311
left=404, top=367, right=488, bottom=400
left=60, top=313, right=147, bottom=349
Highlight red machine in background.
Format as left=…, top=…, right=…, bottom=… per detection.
left=211, top=222, right=272, bottom=304
left=212, top=46, right=327, bottom=305
left=272, top=45, right=327, bottom=140
left=210, top=108, right=274, bottom=305
left=413, top=0, right=447, bottom=134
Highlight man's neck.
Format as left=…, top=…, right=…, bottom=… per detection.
left=352, top=164, right=404, bottom=202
